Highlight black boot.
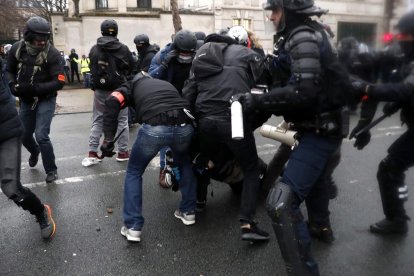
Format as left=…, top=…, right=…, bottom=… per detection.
left=308, top=222, right=335, bottom=244
left=370, top=218, right=408, bottom=235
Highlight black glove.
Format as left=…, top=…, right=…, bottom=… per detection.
left=100, top=140, right=115, bottom=158
left=161, top=50, right=178, bottom=68
left=383, top=102, right=401, bottom=117
left=231, top=93, right=260, bottom=112
left=353, top=131, right=371, bottom=150
left=349, top=120, right=371, bottom=150
left=351, top=80, right=369, bottom=100
left=16, top=83, right=35, bottom=95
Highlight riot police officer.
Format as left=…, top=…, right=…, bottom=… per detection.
left=238, top=0, right=348, bottom=274
left=351, top=10, right=414, bottom=235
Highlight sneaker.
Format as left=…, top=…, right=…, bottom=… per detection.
left=159, top=168, right=169, bottom=188
left=308, top=223, right=335, bottom=244
left=29, top=151, right=40, bottom=167
left=370, top=218, right=408, bottom=235
left=240, top=222, right=270, bottom=242
left=121, top=226, right=141, bottom=242
left=45, top=170, right=58, bottom=183
left=81, top=151, right=102, bottom=167
left=36, top=204, right=56, bottom=239
left=195, top=201, right=206, bottom=213
left=116, top=151, right=129, bottom=162
left=174, top=210, right=195, bottom=225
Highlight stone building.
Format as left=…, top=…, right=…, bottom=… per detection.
left=50, top=0, right=410, bottom=55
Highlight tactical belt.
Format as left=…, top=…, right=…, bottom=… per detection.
left=144, top=109, right=191, bottom=126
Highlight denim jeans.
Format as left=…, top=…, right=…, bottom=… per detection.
left=83, top=72, right=91, bottom=88
left=19, top=97, right=57, bottom=174
left=123, top=123, right=197, bottom=230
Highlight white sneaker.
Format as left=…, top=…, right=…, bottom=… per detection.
left=81, top=157, right=102, bottom=167
left=174, top=210, right=195, bottom=226
left=121, top=226, right=141, bottom=242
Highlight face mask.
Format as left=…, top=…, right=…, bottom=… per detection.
left=177, top=54, right=193, bottom=64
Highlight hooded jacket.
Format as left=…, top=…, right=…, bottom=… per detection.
left=89, top=36, right=134, bottom=89
left=137, top=44, right=159, bottom=72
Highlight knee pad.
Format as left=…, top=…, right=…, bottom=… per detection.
left=266, top=181, right=299, bottom=222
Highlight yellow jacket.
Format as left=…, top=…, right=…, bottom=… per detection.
left=73, top=57, right=90, bottom=74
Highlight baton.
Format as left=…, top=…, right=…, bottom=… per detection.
left=354, top=113, right=388, bottom=137
left=98, top=127, right=127, bottom=159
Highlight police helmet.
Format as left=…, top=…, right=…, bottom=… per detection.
left=227, top=26, right=249, bottom=46
left=397, top=11, right=414, bottom=35
left=24, top=16, right=51, bottom=42
left=101, top=19, right=118, bottom=37
left=134, top=34, right=150, bottom=45
left=173, top=30, right=197, bottom=52
left=263, top=0, right=284, bottom=10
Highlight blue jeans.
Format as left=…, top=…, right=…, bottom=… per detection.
left=19, top=97, right=57, bottom=174
left=123, top=123, right=197, bottom=230
left=83, top=73, right=91, bottom=88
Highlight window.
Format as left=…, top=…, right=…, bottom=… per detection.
left=137, top=0, right=151, bottom=8
left=96, top=0, right=108, bottom=9
left=232, top=18, right=252, bottom=31
left=337, top=22, right=377, bottom=48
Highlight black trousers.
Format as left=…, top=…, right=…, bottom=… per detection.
left=0, top=136, right=43, bottom=216
left=198, top=116, right=260, bottom=224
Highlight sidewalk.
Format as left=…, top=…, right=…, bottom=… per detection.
left=55, top=86, right=94, bottom=114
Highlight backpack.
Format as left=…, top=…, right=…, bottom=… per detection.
left=91, top=46, right=126, bottom=90
left=191, top=42, right=228, bottom=78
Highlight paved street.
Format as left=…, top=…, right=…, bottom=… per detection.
left=0, top=101, right=414, bottom=275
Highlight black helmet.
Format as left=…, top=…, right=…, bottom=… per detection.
left=263, top=0, right=283, bottom=10
left=101, top=19, right=118, bottom=36
left=134, top=34, right=149, bottom=45
left=284, top=0, right=314, bottom=11
left=397, top=11, right=414, bottom=35
left=195, top=31, right=206, bottom=41
left=24, top=16, right=51, bottom=42
left=173, top=30, right=197, bottom=52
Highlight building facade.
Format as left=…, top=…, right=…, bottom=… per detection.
left=50, top=0, right=410, bottom=56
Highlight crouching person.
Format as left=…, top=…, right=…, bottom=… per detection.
left=100, top=72, right=197, bottom=242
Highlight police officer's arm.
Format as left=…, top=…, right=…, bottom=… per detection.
left=253, top=30, right=321, bottom=115
left=33, top=48, right=65, bottom=96
left=364, top=68, right=414, bottom=102
left=103, top=84, right=131, bottom=141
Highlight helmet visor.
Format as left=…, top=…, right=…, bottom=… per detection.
left=264, top=7, right=285, bottom=34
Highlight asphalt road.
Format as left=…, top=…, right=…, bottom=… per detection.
left=0, top=110, right=413, bottom=276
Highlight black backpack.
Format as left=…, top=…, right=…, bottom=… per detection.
left=91, top=46, right=126, bottom=90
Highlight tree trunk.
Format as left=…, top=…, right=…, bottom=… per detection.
left=170, top=0, right=182, bottom=33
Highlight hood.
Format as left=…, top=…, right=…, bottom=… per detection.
left=97, top=36, right=123, bottom=51
left=145, top=44, right=159, bottom=54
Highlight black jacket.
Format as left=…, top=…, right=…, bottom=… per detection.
left=137, top=44, right=159, bottom=72
left=89, top=36, right=135, bottom=84
left=103, top=74, right=191, bottom=140
left=0, top=59, right=23, bottom=142
left=182, top=41, right=263, bottom=118
left=6, top=40, right=65, bottom=103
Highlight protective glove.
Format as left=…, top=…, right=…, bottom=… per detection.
left=383, top=102, right=401, bottom=117
left=353, top=131, right=371, bottom=150
left=351, top=80, right=369, bottom=100
left=161, top=50, right=178, bottom=68
left=230, top=93, right=260, bottom=112
left=100, top=140, right=115, bottom=158
left=349, top=120, right=371, bottom=150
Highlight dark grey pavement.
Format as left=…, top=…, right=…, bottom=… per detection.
left=0, top=105, right=414, bottom=275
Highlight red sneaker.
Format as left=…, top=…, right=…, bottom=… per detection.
left=116, top=151, right=130, bottom=162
